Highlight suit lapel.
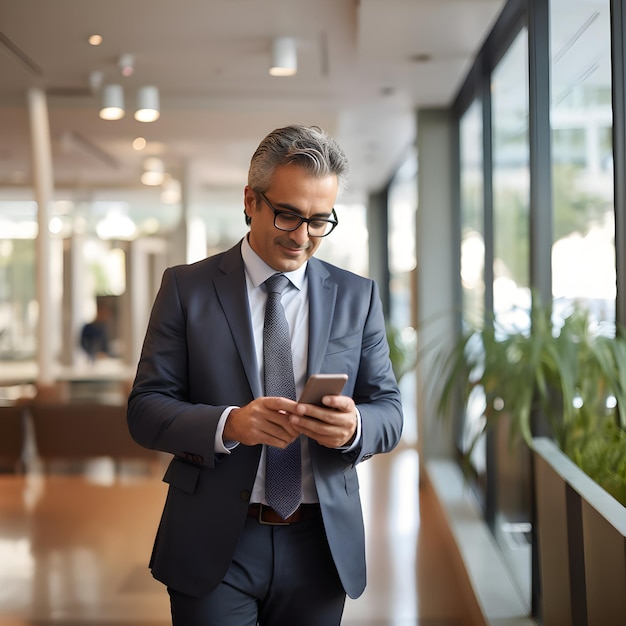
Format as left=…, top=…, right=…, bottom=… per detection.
left=211, top=247, right=337, bottom=394
left=214, top=244, right=263, bottom=398
left=306, top=259, right=336, bottom=375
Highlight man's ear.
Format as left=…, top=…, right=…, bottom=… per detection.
left=243, top=186, right=256, bottom=222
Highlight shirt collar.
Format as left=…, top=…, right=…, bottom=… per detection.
left=241, top=235, right=307, bottom=290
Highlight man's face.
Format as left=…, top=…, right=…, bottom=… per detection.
left=244, top=164, right=339, bottom=273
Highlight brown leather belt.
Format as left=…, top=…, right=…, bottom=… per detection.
left=248, top=503, right=319, bottom=525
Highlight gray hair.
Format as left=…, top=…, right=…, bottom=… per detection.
left=247, top=125, right=350, bottom=195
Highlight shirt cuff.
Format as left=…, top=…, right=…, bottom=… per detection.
left=214, top=406, right=240, bottom=454
left=337, top=407, right=362, bottom=451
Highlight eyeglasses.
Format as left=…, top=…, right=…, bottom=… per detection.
left=258, top=192, right=338, bottom=238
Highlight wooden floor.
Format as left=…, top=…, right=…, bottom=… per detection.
left=0, top=443, right=484, bottom=626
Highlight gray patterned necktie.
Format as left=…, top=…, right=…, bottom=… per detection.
left=263, top=273, right=302, bottom=519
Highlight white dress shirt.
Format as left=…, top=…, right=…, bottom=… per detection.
left=214, top=236, right=360, bottom=504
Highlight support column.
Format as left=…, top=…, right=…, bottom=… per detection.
left=60, top=233, right=85, bottom=366
left=27, top=88, right=55, bottom=386
left=123, top=237, right=168, bottom=368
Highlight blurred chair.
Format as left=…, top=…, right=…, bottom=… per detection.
left=28, top=402, right=163, bottom=473
left=0, top=404, right=26, bottom=472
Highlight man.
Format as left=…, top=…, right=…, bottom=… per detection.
left=80, top=301, right=111, bottom=362
left=127, top=125, right=403, bottom=625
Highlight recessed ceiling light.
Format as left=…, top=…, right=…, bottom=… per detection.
left=132, top=137, right=147, bottom=151
left=88, top=34, right=103, bottom=46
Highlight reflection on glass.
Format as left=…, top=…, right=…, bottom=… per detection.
left=0, top=238, right=36, bottom=359
left=389, top=149, right=417, bottom=330
left=550, top=0, right=615, bottom=325
left=460, top=101, right=485, bottom=329
left=492, top=31, right=530, bottom=330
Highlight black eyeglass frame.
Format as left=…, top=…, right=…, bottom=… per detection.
left=257, top=192, right=338, bottom=238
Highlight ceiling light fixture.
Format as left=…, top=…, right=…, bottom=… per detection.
left=269, top=37, right=297, bottom=77
left=88, top=34, right=103, bottom=46
left=135, top=86, right=160, bottom=122
left=118, top=53, right=135, bottom=77
left=99, top=84, right=125, bottom=120
left=141, top=157, right=165, bottom=186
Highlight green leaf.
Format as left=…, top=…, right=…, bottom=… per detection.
left=428, top=290, right=626, bottom=502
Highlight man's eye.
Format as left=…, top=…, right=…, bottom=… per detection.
left=280, top=213, right=301, bottom=224
left=309, top=220, right=328, bottom=229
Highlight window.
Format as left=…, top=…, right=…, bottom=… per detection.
left=550, top=0, right=614, bottom=325
left=492, top=31, right=531, bottom=331
left=460, top=101, right=485, bottom=329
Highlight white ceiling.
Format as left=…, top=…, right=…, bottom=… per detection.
left=0, top=0, right=505, bottom=204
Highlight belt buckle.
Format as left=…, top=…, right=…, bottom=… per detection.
left=257, top=503, right=290, bottom=526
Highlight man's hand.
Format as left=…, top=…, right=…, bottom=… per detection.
left=224, top=397, right=300, bottom=448
left=289, top=395, right=357, bottom=448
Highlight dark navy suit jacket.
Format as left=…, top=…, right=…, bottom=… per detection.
left=127, top=241, right=403, bottom=599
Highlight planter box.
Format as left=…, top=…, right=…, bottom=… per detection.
left=533, top=437, right=626, bottom=626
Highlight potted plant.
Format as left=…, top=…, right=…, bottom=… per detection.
left=433, top=295, right=626, bottom=625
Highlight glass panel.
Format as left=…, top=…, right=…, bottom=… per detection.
left=388, top=149, right=418, bottom=445
left=460, top=101, right=485, bottom=329
left=459, top=101, right=487, bottom=478
left=389, top=148, right=417, bottom=330
left=0, top=239, right=36, bottom=360
left=550, top=0, right=614, bottom=325
left=491, top=28, right=532, bottom=611
left=493, top=32, right=531, bottom=331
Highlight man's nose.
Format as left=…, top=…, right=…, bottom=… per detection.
left=290, top=221, right=310, bottom=244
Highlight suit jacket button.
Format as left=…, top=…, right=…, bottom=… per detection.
left=240, top=490, right=251, bottom=502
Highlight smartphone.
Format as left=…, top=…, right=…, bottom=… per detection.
left=298, top=373, right=348, bottom=405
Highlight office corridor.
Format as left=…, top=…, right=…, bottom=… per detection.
left=0, top=439, right=484, bottom=626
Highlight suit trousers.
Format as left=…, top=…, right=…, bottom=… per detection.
left=168, top=509, right=346, bottom=626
